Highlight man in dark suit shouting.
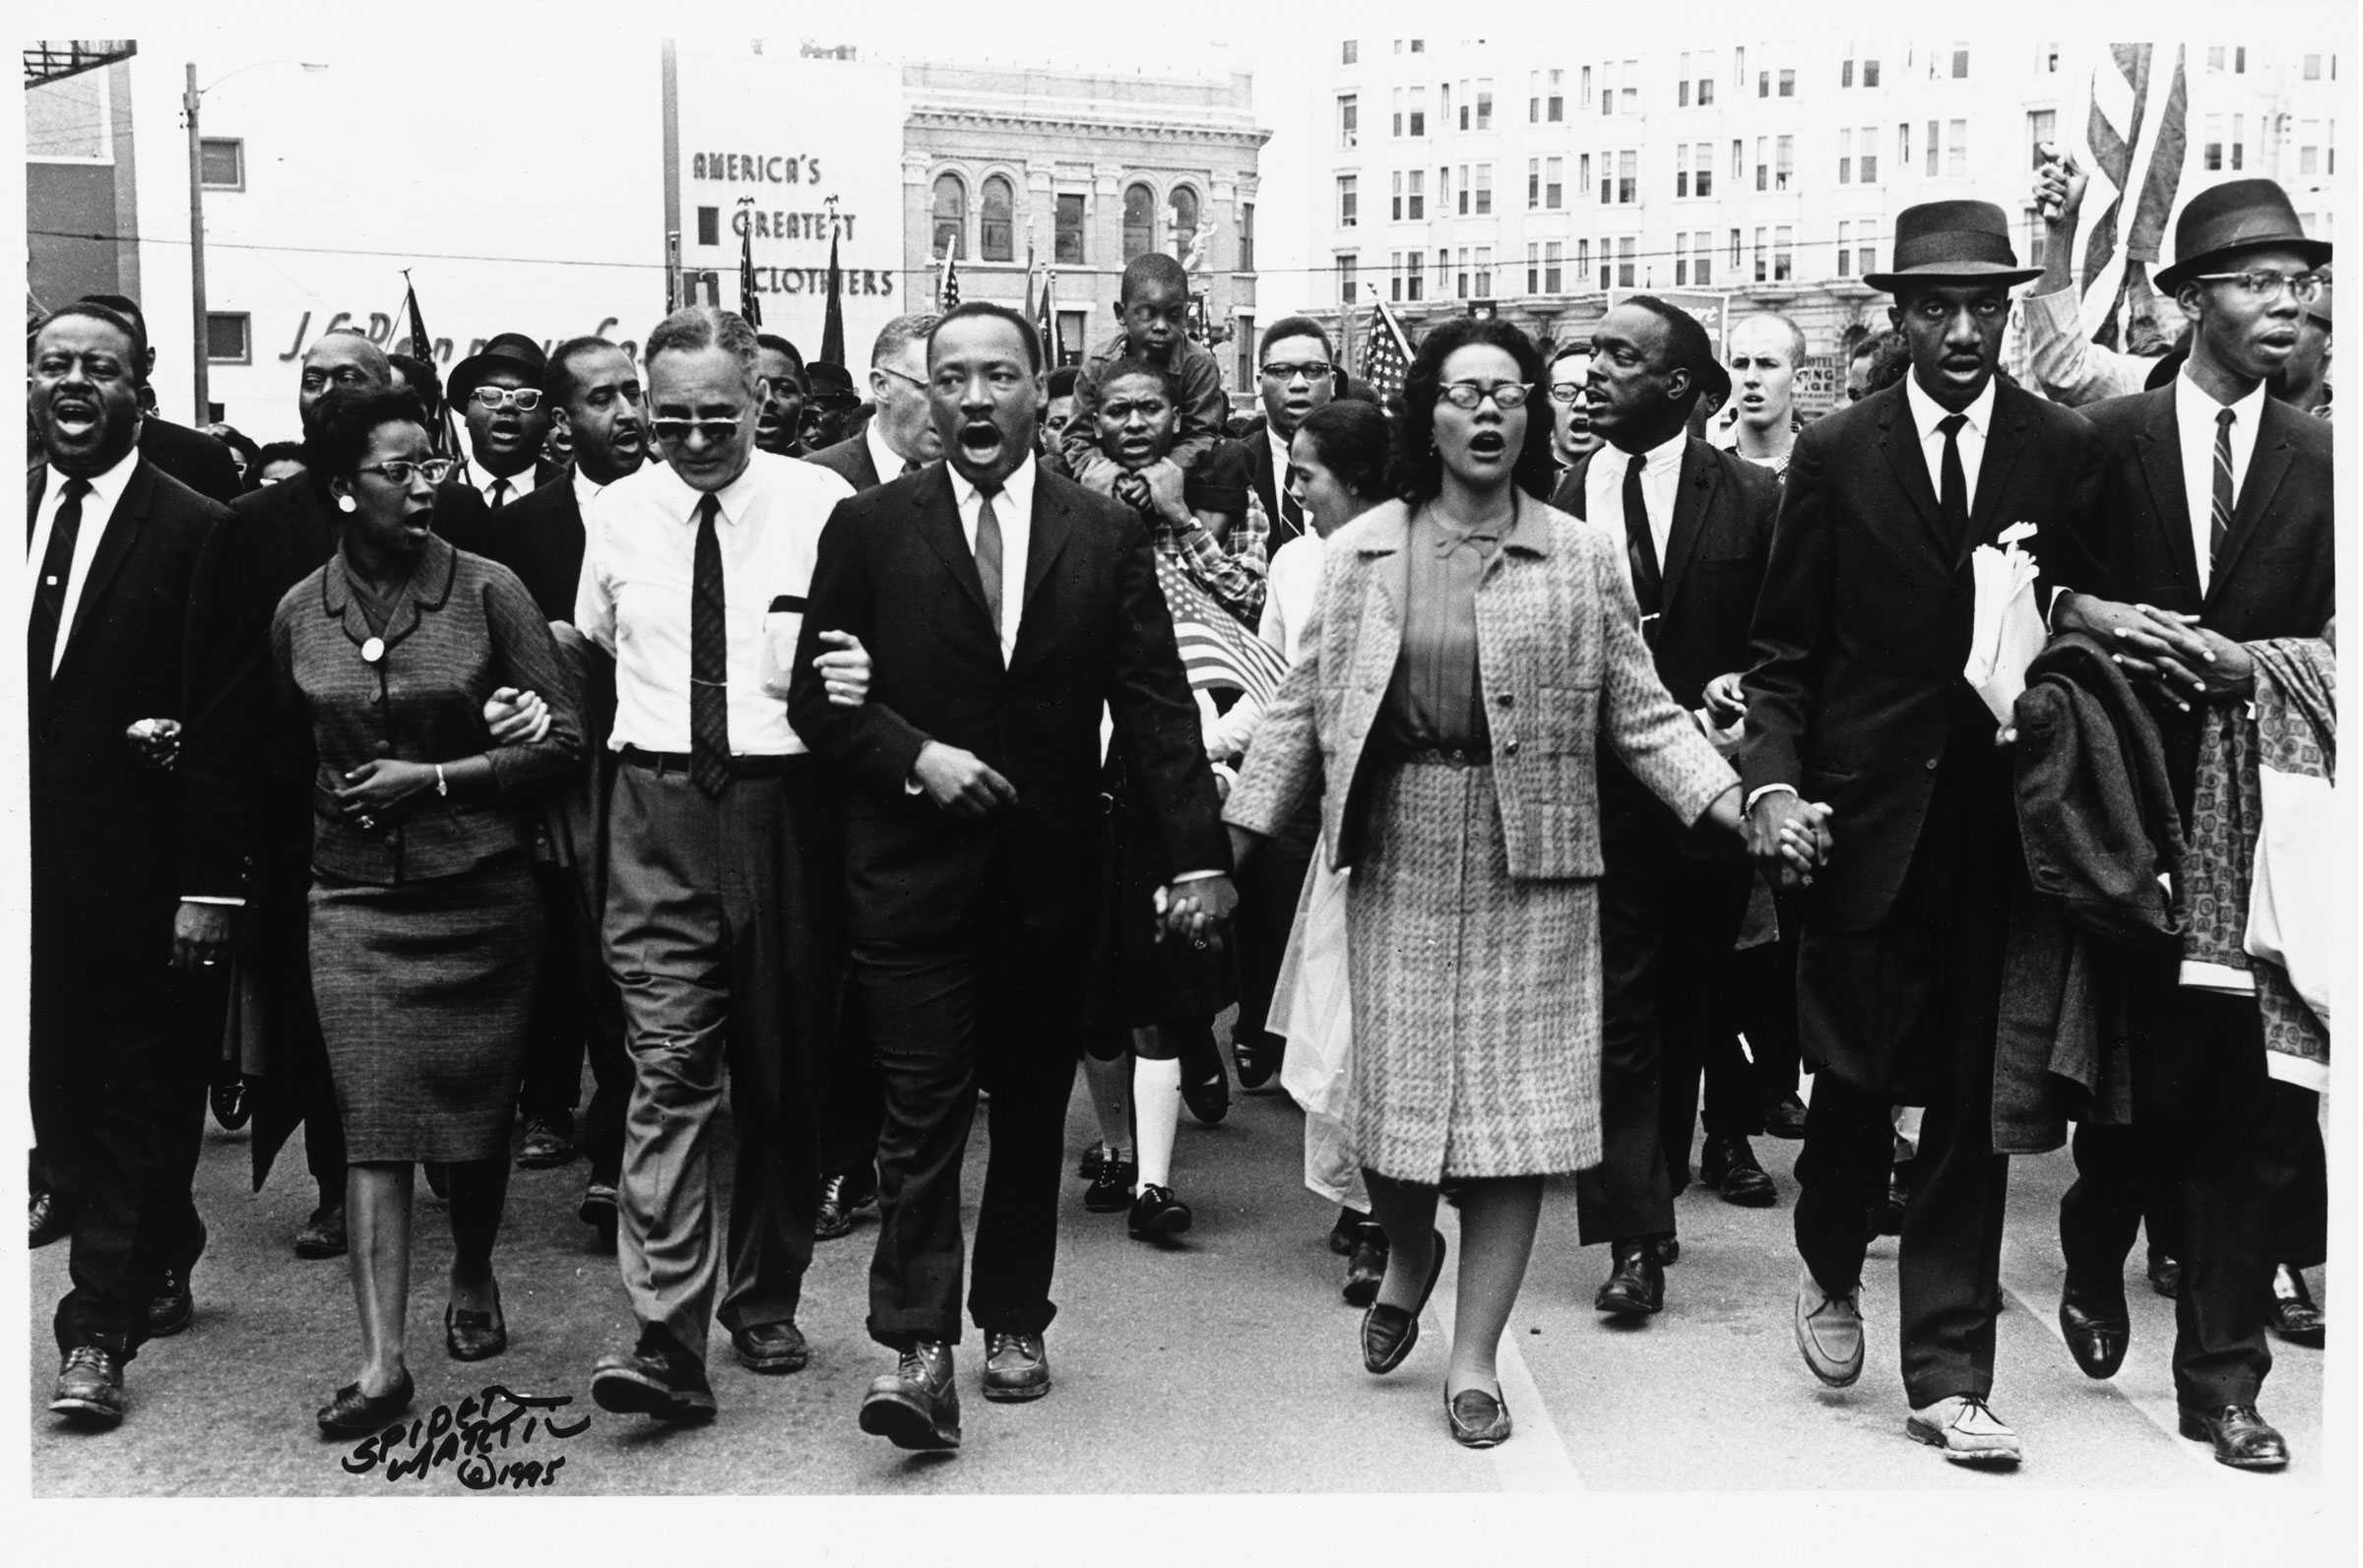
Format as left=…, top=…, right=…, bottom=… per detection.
left=790, top=302, right=1235, bottom=1452
left=2048, top=179, right=2332, bottom=1472
left=1548, top=296, right=1782, bottom=1318
left=1738, top=203, right=2099, bottom=1466
left=28, top=302, right=228, bottom=1426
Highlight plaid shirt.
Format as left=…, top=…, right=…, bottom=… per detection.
left=1153, top=486, right=1269, bottom=625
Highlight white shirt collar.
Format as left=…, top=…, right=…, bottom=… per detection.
left=1607, top=425, right=1690, bottom=475
left=2174, top=365, right=2269, bottom=427
left=652, top=449, right=763, bottom=527
left=571, top=466, right=607, bottom=509
left=1903, top=371, right=1998, bottom=442
left=865, top=416, right=917, bottom=481
left=949, top=452, right=1037, bottom=519
left=45, top=441, right=140, bottom=511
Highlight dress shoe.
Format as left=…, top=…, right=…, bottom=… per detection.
left=1182, top=1068, right=1231, bottom=1126
left=445, top=1286, right=508, bottom=1361
left=982, top=1330, right=1051, bottom=1403
left=2177, top=1404, right=2289, bottom=1471
left=1234, top=1034, right=1282, bottom=1091
left=1594, top=1239, right=1666, bottom=1317
left=1879, top=1162, right=1912, bottom=1237
left=2146, top=1251, right=2182, bottom=1299
left=1445, top=1384, right=1513, bottom=1448
left=517, top=1114, right=575, bottom=1169
left=1648, top=1236, right=1681, bottom=1268
left=1698, top=1135, right=1776, bottom=1207
left=815, top=1171, right=877, bottom=1240
left=50, top=1346, right=126, bottom=1427
left=1078, top=1140, right=1116, bottom=1179
left=2058, top=1281, right=2130, bottom=1379
left=2267, top=1265, right=2326, bottom=1348
left=1761, top=1092, right=1809, bottom=1141
left=294, top=1203, right=349, bottom=1259
left=209, top=1074, right=253, bottom=1131
left=577, top=1182, right=618, bottom=1249
left=1362, top=1230, right=1447, bottom=1374
left=1082, top=1158, right=1136, bottom=1214
left=1127, top=1183, right=1192, bottom=1238
left=1906, top=1394, right=2022, bottom=1467
left=1342, top=1226, right=1389, bottom=1306
left=149, top=1264, right=195, bottom=1339
left=860, top=1340, right=962, bottom=1449
left=1328, top=1207, right=1365, bottom=1256
left=30, top=1188, right=73, bottom=1249
left=1794, top=1269, right=1864, bottom=1387
left=731, top=1320, right=810, bottom=1374
left=317, top=1368, right=415, bottom=1437
left=592, top=1327, right=717, bottom=1423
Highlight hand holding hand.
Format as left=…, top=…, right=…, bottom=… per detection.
left=1747, top=792, right=1833, bottom=890
left=125, top=717, right=181, bottom=772
left=1702, top=672, right=1748, bottom=725
left=171, top=901, right=236, bottom=972
left=1113, top=472, right=1153, bottom=514
left=813, top=629, right=871, bottom=708
left=334, top=758, right=437, bottom=828
left=1154, top=874, right=1240, bottom=951
left=484, top=687, right=551, bottom=747
left=1141, top=460, right=1192, bottom=525
left=2056, top=595, right=2250, bottom=711
left=912, top=740, right=1018, bottom=819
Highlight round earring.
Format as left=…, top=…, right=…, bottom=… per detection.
left=336, top=495, right=356, bottom=513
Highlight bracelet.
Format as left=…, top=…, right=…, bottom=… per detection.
left=434, top=763, right=449, bottom=798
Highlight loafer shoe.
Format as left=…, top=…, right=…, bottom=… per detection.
left=1699, top=1135, right=1777, bottom=1207
left=731, top=1320, right=809, bottom=1374
left=30, top=1188, right=74, bottom=1249
left=981, top=1330, right=1050, bottom=1403
left=577, top=1182, right=618, bottom=1249
left=1906, top=1394, right=2023, bottom=1467
left=1595, top=1239, right=1665, bottom=1317
left=516, top=1115, right=575, bottom=1169
left=317, top=1368, right=415, bottom=1437
left=2178, top=1404, right=2289, bottom=1471
left=2059, top=1282, right=2130, bottom=1379
left=445, top=1287, right=508, bottom=1361
left=1127, top=1183, right=1192, bottom=1239
left=293, top=1204, right=349, bottom=1260
left=2146, top=1252, right=2182, bottom=1299
left=592, top=1329, right=717, bottom=1423
left=1761, top=1092, right=1809, bottom=1141
left=2268, top=1265, right=2326, bottom=1348
left=1445, top=1385, right=1512, bottom=1448
left=1795, top=1269, right=1864, bottom=1387
left=860, top=1341, right=961, bottom=1448
left=1342, top=1227, right=1389, bottom=1307
left=1082, top=1159, right=1135, bottom=1214
left=149, top=1264, right=195, bottom=1339
left=1182, top=1069, right=1231, bottom=1127
left=50, top=1346, right=126, bottom=1427
left=1234, top=1035, right=1282, bottom=1091
left=1362, top=1230, right=1447, bottom=1375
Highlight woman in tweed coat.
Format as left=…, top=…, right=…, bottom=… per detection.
left=1225, top=319, right=1746, bottom=1448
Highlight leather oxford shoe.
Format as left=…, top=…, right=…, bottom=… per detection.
left=592, top=1327, right=716, bottom=1423
left=149, top=1264, right=195, bottom=1339
left=1234, top=1034, right=1282, bottom=1091
left=860, top=1340, right=962, bottom=1449
left=294, top=1203, right=348, bottom=1259
left=731, top=1320, right=809, bottom=1374
left=577, top=1182, right=618, bottom=1250
left=1342, top=1226, right=1389, bottom=1306
left=317, top=1368, right=415, bottom=1437
left=2178, top=1405, right=2288, bottom=1471
left=30, top=1188, right=73, bottom=1249
left=1699, top=1135, right=1776, bottom=1207
left=982, top=1330, right=1050, bottom=1402
left=1907, top=1394, right=2023, bottom=1466
left=815, top=1171, right=876, bottom=1240
left=1795, top=1269, right=1864, bottom=1387
left=1648, top=1235, right=1681, bottom=1268
left=517, top=1114, right=574, bottom=1169
left=2058, top=1282, right=2130, bottom=1379
left=1595, top=1239, right=1666, bottom=1317
left=1761, top=1092, right=1809, bottom=1141
left=1127, top=1183, right=1192, bottom=1239
left=50, top=1346, right=126, bottom=1427
left=1078, top=1141, right=1116, bottom=1179
left=2268, top=1265, right=2325, bottom=1348
left=2146, top=1251, right=2182, bottom=1298
left=1082, top=1158, right=1136, bottom=1214
left=1362, top=1230, right=1446, bottom=1374
left=1182, top=1068, right=1231, bottom=1126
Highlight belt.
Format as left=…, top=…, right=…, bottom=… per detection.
left=618, top=746, right=809, bottom=779
left=1392, top=745, right=1492, bottom=769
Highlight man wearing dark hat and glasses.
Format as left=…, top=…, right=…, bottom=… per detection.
left=1736, top=201, right=2102, bottom=1467
left=2048, top=178, right=2333, bottom=1473
left=443, top=332, right=561, bottom=519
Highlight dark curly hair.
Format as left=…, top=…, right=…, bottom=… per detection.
left=1386, top=317, right=1558, bottom=502
left=1293, top=400, right=1392, bottom=501
left=303, top=386, right=430, bottom=486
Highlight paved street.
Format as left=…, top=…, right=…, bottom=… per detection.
left=29, top=1045, right=2331, bottom=1502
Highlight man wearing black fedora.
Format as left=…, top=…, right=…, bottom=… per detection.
left=2048, top=177, right=2332, bottom=1472
left=1737, top=200, right=2101, bottom=1466
left=443, top=332, right=562, bottom=519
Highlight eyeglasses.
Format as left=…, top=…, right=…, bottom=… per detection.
left=873, top=364, right=929, bottom=394
left=1546, top=381, right=1588, bottom=405
left=1260, top=360, right=1335, bottom=383
left=470, top=386, right=545, bottom=411
left=356, top=459, right=456, bottom=486
left=649, top=415, right=745, bottom=443
left=1439, top=381, right=1534, bottom=410
left=2189, top=270, right=2327, bottom=305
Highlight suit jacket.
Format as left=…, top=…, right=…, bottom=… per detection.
left=430, top=460, right=563, bottom=558
left=788, top=465, right=1228, bottom=945
left=1738, top=380, right=2100, bottom=931
left=1226, top=498, right=1736, bottom=877
left=803, top=433, right=883, bottom=492
left=473, top=473, right=590, bottom=622
left=140, top=415, right=244, bottom=506
left=28, top=461, right=224, bottom=917
left=1235, top=413, right=1309, bottom=554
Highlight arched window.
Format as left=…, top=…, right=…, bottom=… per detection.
left=931, top=173, right=967, bottom=260
left=1121, top=182, right=1157, bottom=262
left=1168, top=185, right=1201, bottom=263
left=980, top=174, right=1014, bottom=262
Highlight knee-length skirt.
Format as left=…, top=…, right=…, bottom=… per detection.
left=309, top=854, right=543, bottom=1163
left=1346, top=759, right=1601, bottom=1182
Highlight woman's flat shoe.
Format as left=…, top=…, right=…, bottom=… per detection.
left=446, top=1286, right=508, bottom=1361
left=1361, top=1229, right=1447, bottom=1374
left=1446, top=1385, right=1513, bottom=1448
left=317, top=1369, right=415, bottom=1437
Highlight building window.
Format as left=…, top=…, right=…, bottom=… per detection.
left=199, top=137, right=244, bottom=189
left=1839, top=128, right=1853, bottom=184
left=2303, top=53, right=2322, bottom=81
left=1756, top=136, right=1769, bottom=191
left=1581, top=64, right=1593, bottom=108
left=2024, top=211, right=2046, bottom=270
left=1729, top=228, right=1742, bottom=270
left=1836, top=220, right=1853, bottom=277
left=205, top=312, right=251, bottom=364
left=1239, top=202, right=1254, bottom=272
left=1475, top=246, right=1493, bottom=297
left=1393, top=88, right=1405, bottom=137
left=1576, top=238, right=1591, bottom=282
left=1947, top=120, right=1967, bottom=177
left=2041, top=42, right=2060, bottom=73
left=1774, top=227, right=1794, bottom=282
left=1456, top=248, right=1470, bottom=299
left=1531, top=70, right=1542, bottom=123
left=1951, top=43, right=1970, bottom=79
left=980, top=175, right=1014, bottom=263
left=1474, top=163, right=1493, bottom=215
left=1169, top=187, right=1199, bottom=258
left=1121, top=182, right=1155, bottom=261
left=1057, top=311, right=1087, bottom=365
left=1237, top=313, right=1255, bottom=390
left=931, top=172, right=967, bottom=259
left=1758, top=69, right=1769, bottom=98
left=1692, top=233, right=1712, bottom=287
left=2206, top=45, right=2224, bottom=73
left=1925, top=119, right=1940, bottom=177
left=2236, top=46, right=2247, bottom=73
left=1549, top=68, right=1565, bottom=121
left=1858, top=226, right=1877, bottom=278
left=1394, top=251, right=1407, bottom=302
left=1778, top=67, right=1795, bottom=97
left=1618, top=236, right=1636, bottom=288
left=1842, top=57, right=1854, bottom=88
left=2299, top=145, right=2318, bottom=176
left=1620, top=150, right=1637, bottom=205
left=1755, top=227, right=1767, bottom=282
left=2231, top=114, right=2244, bottom=170
left=695, top=206, right=721, bottom=247
left=1899, top=122, right=1912, bottom=171
left=1547, top=157, right=1564, bottom=209
left=1676, top=235, right=1691, bottom=286
left=2203, top=113, right=2224, bottom=172
left=1526, top=241, right=1541, bottom=294
left=1476, top=80, right=1494, bottom=130
left=1776, top=135, right=1794, bottom=190
left=1694, top=143, right=1713, bottom=198
left=1732, top=139, right=1744, bottom=180
left=1336, top=254, right=1358, bottom=303
left=1698, top=75, right=1715, bottom=106
left=1409, top=38, right=1425, bottom=53
left=1339, top=175, right=1360, bottom=227
left=2027, top=109, right=2056, bottom=168
left=1055, top=193, right=1087, bottom=265
left=1602, top=60, right=1617, bottom=116
left=1338, top=94, right=1359, bottom=149
left=1676, top=143, right=1690, bottom=198
left=1438, top=165, right=1451, bottom=213
left=1528, top=157, right=1540, bottom=209
left=1545, top=240, right=1563, bottom=292
left=1409, top=86, right=1427, bottom=137
left=1408, top=169, right=1426, bottom=220
left=1865, top=58, right=1881, bottom=88
left=1407, top=252, right=1424, bottom=300
left=1342, top=38, right=1358, bottom=65
left=1858, top=126, right=1881, bottom=183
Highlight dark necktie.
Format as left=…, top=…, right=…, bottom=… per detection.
left=1280, top=483, right=1307, bottom=543
left=975, top=487, right=1005, bottom=645
left=1937, top=413, right=1969, bottom=543
left=688, top=493, right=731, bottom=796
left=29, top=475, right=92, bottom=682
left=901, top=457, right=922, bottom=476
left=488, top=477, right=512, bottom=510
left=1623, top=452, right=1663, bottom=619
left=2209, top=406, right=2237, bottom=570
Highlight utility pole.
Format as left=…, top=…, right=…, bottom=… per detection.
left=184, top=62, right=209, bottom=423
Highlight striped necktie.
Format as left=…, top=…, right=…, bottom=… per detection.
left=688, top=493, right=731, bottom=796
left=2209, top=406, right=2236, bottom=570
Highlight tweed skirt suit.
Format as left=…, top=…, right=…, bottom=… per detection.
left=1226, top=498, right=1734, bottom=1181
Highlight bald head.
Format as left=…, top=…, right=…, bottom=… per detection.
left=299, top=334, right=395, bottom=428
left=1729, top=313, right=1804, bottom=435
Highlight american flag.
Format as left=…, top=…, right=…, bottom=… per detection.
left=2074, top=44, right=2189, bottom=351
left=737, top=197, right=763, bottom=328
left=1360, top=297, right=1414, bottom=408
left=938, top=241, right=961, bottom=311
left=1155, top=554, right=1288, bottom=703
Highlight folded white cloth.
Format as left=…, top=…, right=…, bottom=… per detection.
left=1963, top=537, right=2046, bottom=724
left=1271, top=838, right=1364, bottom=1210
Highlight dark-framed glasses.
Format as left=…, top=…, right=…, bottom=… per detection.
left=356, top=459, right=456, bottom=485
left=2190, top=270, right=2327, bottom=305
left=1260, top=360, right=1335, bottom=383
left=1440, top=380, right=1533, bottom=410
left=650, top=414, right=746, bottom=443
left=470, top=386, right=545, bottom=411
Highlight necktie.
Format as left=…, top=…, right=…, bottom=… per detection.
left=975, top=487, right=1006, bottom=647
left=1937, top=413, right=1969, bottom=543
left=688, top=493, right=731, bottom=797
left=901, top=458, right=922, bottom=476
left=1280, top=484, right=1307, bottom=543
left=488, top=477, right=512, bottom=510
left=1622, top=452, right=1663, bottom=619
left=2209, top=406, right=2237, bottom=570
left=29, top=476, right=92, bottom=681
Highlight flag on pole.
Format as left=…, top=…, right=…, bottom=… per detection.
left=2073, top=43, right=2190, bottom=350
left=1360, top=297, right=1415, bottom=408
left=1154, top=554, right=1290, bottom=703
left=938, top=239, right=961, bottom=311
left=737, top=198, right=763, bottom=328
left=1037, top=268, right=1062, bottom=368
left=819, top=209, right=846, bottom=366
left=399, top=271, right=468, bottom=469
left=1023, top=241, right=1038, bottom=332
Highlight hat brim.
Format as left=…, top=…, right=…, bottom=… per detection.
left=2155, top=237, right=2333, bottom=296
left=1863, top=263, right=2043, bottom=293
left=446, top=350, right=545, bottom=405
